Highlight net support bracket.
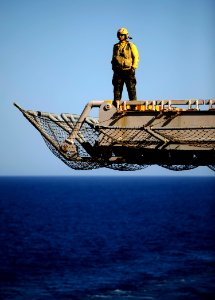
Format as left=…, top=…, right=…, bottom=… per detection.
left=60, top=101, right=103, bottom=155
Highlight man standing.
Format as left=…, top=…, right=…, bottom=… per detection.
left=111, top=27, right=139, bottom=107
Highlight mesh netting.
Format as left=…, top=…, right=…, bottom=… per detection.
left=22, top=110, right=215, bottom=172
left=106, top=163, right=148, bottom=171
left=44, top=139, right=102, bottom=170
left=30, top=113, right=103, bottom=170
left=155, top=128, right=215, bottom=148
left=160, top=165, right=198, bottom=171
left=99, top=127, right=158, bottom=147
left=99, top=126, right=215, bottom=149
left=208, top=165, right=215, bottom=171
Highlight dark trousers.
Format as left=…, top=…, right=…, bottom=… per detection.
left=112, top=69, right=137, bottom=101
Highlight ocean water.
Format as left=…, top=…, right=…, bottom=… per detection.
left=0, top=176, right=214, bottom=300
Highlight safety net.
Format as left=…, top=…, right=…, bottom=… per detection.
left=15, top=106, right=215, bottom=172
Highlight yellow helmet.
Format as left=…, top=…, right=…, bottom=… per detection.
left=117, top=27, right=129, bottom=38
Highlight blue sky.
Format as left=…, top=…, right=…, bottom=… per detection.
left=1, top=0, right=215, bottom=176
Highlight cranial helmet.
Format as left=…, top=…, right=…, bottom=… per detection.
left=117, top=27, right=129, bottom=38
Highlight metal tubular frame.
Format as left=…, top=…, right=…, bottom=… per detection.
left=60, top=101, right=103, bottom=154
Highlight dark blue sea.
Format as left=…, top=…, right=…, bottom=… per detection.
left=0, top=176, right=214, bottom=300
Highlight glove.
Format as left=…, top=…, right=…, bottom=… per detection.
left=130, top=67, right=135, bottom=74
